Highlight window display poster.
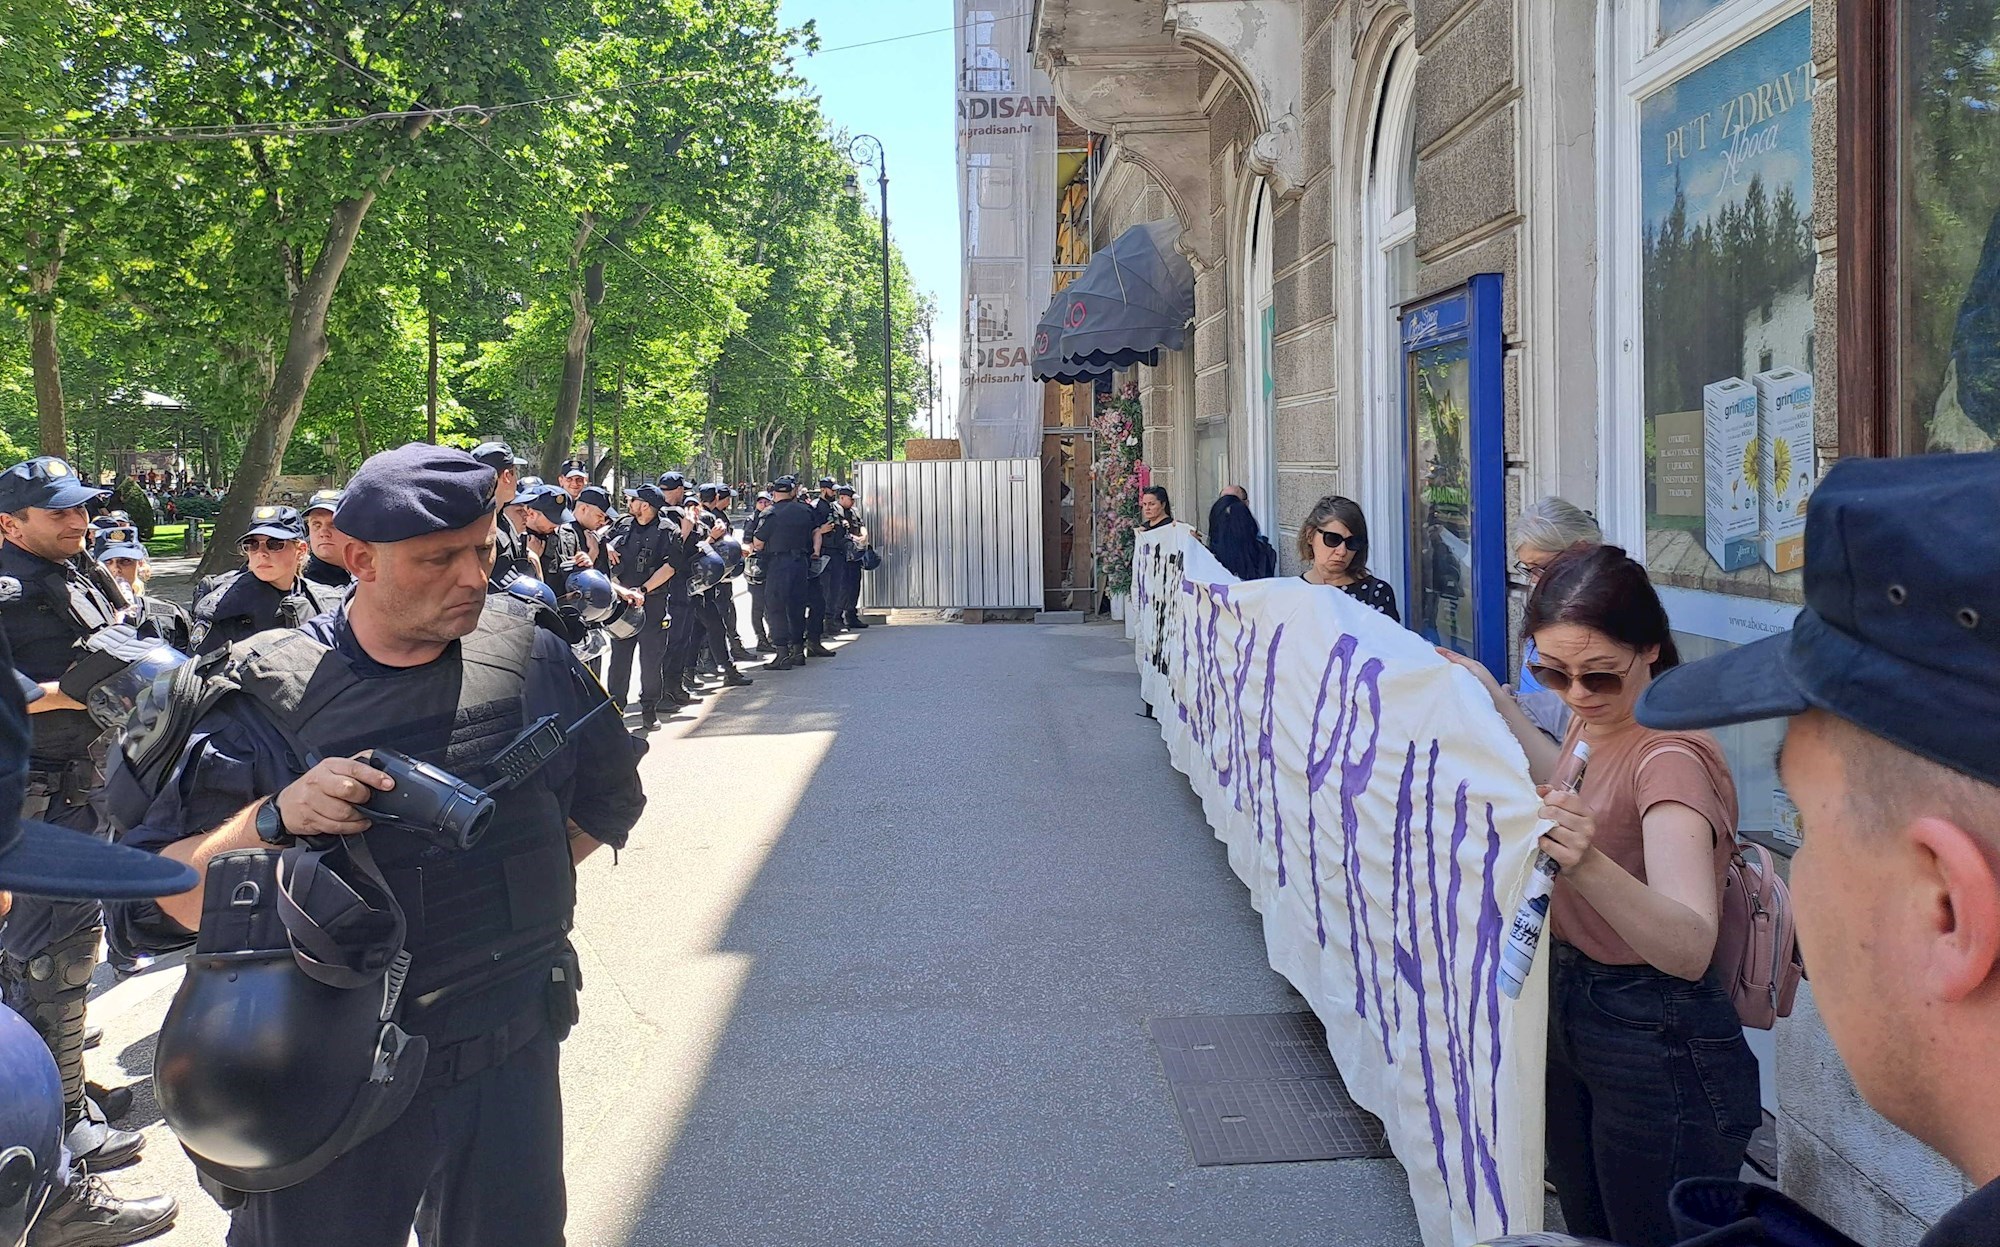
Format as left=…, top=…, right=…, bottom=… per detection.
left=1639, top=11, right=1813, bottom=602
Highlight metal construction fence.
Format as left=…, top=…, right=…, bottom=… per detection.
left=855, top=457, right=1043, bottom=609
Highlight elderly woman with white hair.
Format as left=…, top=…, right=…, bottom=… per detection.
left=1513, top=496, right=1603, bottom=739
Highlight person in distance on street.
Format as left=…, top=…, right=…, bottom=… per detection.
left=189, top=507, right=345, bottom=656
left=300, top=489, right=352, bottom=589
left=111, top=442, right=645, bottom=1247
left=1630, top=452, right=2000, bottom=1247
left=833, top=485, right=870, bottom=629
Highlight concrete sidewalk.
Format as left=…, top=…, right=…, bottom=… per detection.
left=85, top=618, right=1422, bottom=1245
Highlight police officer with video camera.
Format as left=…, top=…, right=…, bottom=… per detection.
left=107, top=443, right=645, bottom=1247
left=0, top=457, right=159, bottom=1176
left=1, top=628, right=192, bottom=1247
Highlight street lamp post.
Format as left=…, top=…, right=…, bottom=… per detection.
left=848, top=134, right=894, bottom=463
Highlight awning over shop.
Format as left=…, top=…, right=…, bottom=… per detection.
left=1030, top=218, right=1195, bottom=381
left=1030, top=294, right=1111, bottom=385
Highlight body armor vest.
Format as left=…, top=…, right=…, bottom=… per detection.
left=229, top=602, right=572, bottom=1003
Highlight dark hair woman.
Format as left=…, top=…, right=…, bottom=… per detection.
left=1206, top=492, right=1276, bottom=580
left=1441, top=545, right=1758, bottom=1247
left=1138, top=485, right=1173, bottom=531
left=1295, top=495, right=1399, bottom=621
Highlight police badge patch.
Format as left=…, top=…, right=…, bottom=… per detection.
left=0, top=576, right=21, bottom=603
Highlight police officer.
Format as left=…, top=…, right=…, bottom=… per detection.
left=189, top=507, right=344, bottom=656
left=655, top=497, right=702, bottom=702
left=831, top=484, right=870, bottom=631
left=0, top=457, right=150, bottom=1174
left=605, top=484, right=682, bottom=726
left=707, top=485, right=755, bottom=662
left=741, top=492, right=775, bottom=653
left=518, top=485, right=586, bottom=599
left=749, top=477, right=832, bottom=670
left=571, top=484, right=611, bottom=570
left=558, top=459, right=589, bottom=503
left=111, top=442, right=645, bottom=1247
left=300, top=489, right=351, bottom=588
left=686, top=486, right=751, bottom=691
left=0, top=621, right=192, bottom=1246
left=91, top=523, right=193, bottom=653
left=471, top=442, right=535, bottom=590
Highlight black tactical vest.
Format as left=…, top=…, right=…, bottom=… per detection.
left=228, top=601, right=573, bottom=1002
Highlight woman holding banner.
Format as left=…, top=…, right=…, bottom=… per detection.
left=1296, top=496, right=1400, bottom=622
left=1443, top=545, right=1758, bottom=1247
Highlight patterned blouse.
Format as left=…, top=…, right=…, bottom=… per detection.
left=1302, top=572, right=1401, bottom=624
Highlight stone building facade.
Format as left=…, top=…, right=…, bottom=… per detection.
left=1029, top=0, right=1975, bottom=1238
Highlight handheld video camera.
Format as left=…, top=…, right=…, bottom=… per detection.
left=356, top=749, right=496, bottom=852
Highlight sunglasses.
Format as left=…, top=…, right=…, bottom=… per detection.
left=1316, top=529, right=1362, bottom=552
left=1527, top=653, right=1640, bottom=697
left=239, top=537, right=298, bottom=554
left=1514, top=560, right=1552, bottom=580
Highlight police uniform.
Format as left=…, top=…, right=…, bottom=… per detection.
left=604, top=486, right=678, bottom=715
left=742, top=495, right=774, bottom=651
left=519, top=486, right=582, bottom=598
left=755, top=480, right=822, bottom=667
left=807, top=483, right=838, bottom=642
left=0, top=456, right=152, bottom=1170
left=655, top=488, right=702, bottom=698
left=92, top=523, right=195, bottom=654
left=111, top=443, right=644, bottom=1247
left=687, top=491, right=748, bottom=685
left=473, top=443, right=535, bottom=590
left=190, top=507, right=345, bottom=657
left=832, top=488, right=868, bottom=629
left=300, top=489, right=352, bottom=589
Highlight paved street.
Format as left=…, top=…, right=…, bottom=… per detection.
left=84, top=617, right=1421, bottom=1246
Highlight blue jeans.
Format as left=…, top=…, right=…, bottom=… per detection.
left=1546, top=942, right=1761, bottom=1247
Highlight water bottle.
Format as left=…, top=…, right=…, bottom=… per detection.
left=1497, top=738, right=1591, bottom=1000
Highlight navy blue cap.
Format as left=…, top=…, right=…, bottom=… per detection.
left=0, top=457, right=108, bottom=514
left=90, top=511, right=132, bottom=529
left=470, top=441, right=524, bottom=472
left=521, top=484, right=574, bottom=526
left=515, top=476, right=544, bottom=493
left=240, top=504, right=305, bottom=543
left=624, top=484, right=666, bottom=508
left=576, top=485, right=611, bottom=511
left=303, top=488, right=342, bottom=515
left=91, top=523, right=149, bottom=563
left=559, top=459, right=590, bottom=480
left=0, top=623, right=198, bottom=900
left=698, top=483, right=720, bottom=503
left=770, top=476, right=798, bottom=493
left=657, top=471, right=688, bottom=491
left=818, top=477, right=836, bottom=490
left=835, top=484, right=855, bottom=497
left=755, top=491, right=773, bottom=503
left=334, top=444, right=498, bottom=543
left=1638, top=451, right=2000, bottom=788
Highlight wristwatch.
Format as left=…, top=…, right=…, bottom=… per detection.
left=254, top=797, right=294, bottom=847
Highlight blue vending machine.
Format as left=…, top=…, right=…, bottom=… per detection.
left=1399, top=274, right=1507, bottom=682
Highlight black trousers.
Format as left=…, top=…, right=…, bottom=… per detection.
left=1, top=796, right=103, bottom=1123
left=662, top=589, right=697, bottom=681
left=1545, top=943, right=1761, bottom=1247
left=695, top=592, right=738, bottom=674
left=804, top=562, right=829, bottom=642
left=228, top=1033, right=564, bottom=1247
left=748, top=580, right=770, bottom=644
left=765, top=554, right=809, bottom=646
left=607, top=591, right=673, bottom=707
left=837, top=555, right=862, bottom=620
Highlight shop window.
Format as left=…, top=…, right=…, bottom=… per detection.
left=1842, top=0, right=2000, bottom=456
left=1605, top=2, right=1814, bottom=846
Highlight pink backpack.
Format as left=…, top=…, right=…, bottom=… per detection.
left=1715, top=841, right=1805, bottom=1029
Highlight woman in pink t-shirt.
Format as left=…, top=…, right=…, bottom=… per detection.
left=1445, top=545, right=1759, bottom=1247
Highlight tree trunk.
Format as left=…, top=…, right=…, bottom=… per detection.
left=24, top=227, right=66, bottom=457
left=354, top=402, right=373, bottom=461
left=195, top=190, right=381, bottom=580
left=541, top=275, right=595, bottom=479
left=611, top=361, right=625, bottom=493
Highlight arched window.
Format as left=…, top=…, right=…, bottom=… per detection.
left=1361, top=36, right=1418, bottom=594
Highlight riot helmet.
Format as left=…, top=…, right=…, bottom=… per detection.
left=564, top=569, right=618, bottom=624
left=0, top=1007, right=62, bottom=1246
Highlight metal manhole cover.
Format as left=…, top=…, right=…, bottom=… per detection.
left=1148, top=1014, right=1391, bottom=1166
left=1148, top=1012, right=1340, bottom=1083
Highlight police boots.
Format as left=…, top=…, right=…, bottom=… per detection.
left=2, top=930, right=146, bottom=1171
left=26, top=1173, right=177, bottom=1247
left=805, top=640, right=836, bottom=659
left=766, top=647, right=796, bottom=671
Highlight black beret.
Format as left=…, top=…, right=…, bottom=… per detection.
left=334, top=444, right=498, bottom=542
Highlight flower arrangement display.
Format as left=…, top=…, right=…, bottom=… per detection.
left=1093, top=381, right=1144, bottom=598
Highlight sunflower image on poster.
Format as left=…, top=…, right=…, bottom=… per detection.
left=1639, top=10, right=1813, bottom=598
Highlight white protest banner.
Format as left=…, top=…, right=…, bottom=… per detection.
left=1129, top=524, right=1548, bottom=1247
